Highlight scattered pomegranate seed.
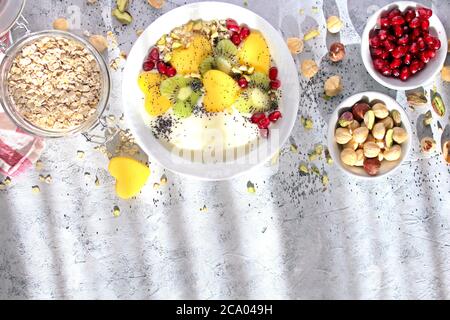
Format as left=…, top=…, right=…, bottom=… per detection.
left=268, top=111, right=282, bottom=122
left=251, top=112, right=266, bottom=124
left=239, top=25, right=251, bottom=40
left=259, top=128, right=270, bottom=138
left=270, top=79, right=281, bottom=90
left=226, top=19, right=240, bottom=32
left=269, top=67, right=278, bottom=81
left=143, top=60, right=155, bottom=71
left=237, top=77, right=248, bottom=88
left=149, top=48, right=160, bottom=61
left=231, top=33, right=241, bottom=46
left=166, top=66, right=177, bottom=77
left=157, top=61, right=167, bottom=74
left=258, top=117, right=271, bottom=129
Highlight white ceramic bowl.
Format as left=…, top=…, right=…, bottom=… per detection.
left=361, top=1, right=447, bottom=91
left=327, top=91, right=412, bottom=179
left=122, top=1, right=299, bottom=180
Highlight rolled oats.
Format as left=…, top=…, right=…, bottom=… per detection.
left=7, top=36, right=102, bottom=131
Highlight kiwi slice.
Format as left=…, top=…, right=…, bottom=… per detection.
left=199, top=56, right=216, bottom=75
left=249, top=72, right=270, bottom=91
left=160, top=76, right=202, bottom=118
left=213, top=40, right=237, bottom=74
left=234, top=92, right=253, bottom=113
left=234, top=72, right=271, bottom=113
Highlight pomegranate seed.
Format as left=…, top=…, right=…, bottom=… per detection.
left=231, top=33, right=241, bottom=46
left=392, top=45, right=407, bottom=58
left=424, top=34, right=435, bottom=46
left=421, top=19, right=430, bottom=30
left=404, top=9, right=416, bottom=23
left=259, top=128, right=270, bottom=138
left=388, top=8, right=401, bottom=19
left=410, top=42, right=419, bottom=54
left=226, top=19, right=240, bottom=32
left=268, top=111, right=282, bottom=122
left=157, top=61, right=167, bottom=74
left=258, top=117, right=271, bottom=129
left=270, top=79, right=281, bottom=90
left=410, top=60, right=421, bottom=74
left=237, top=77, right=248, bottom=88
left=143, top=60, right=155, bottom=71
left=381, top=66, right=392, bottom=76
left=239, top=25, right=251, bottom=40
left=387, top=34, right=396, bottom=41
left=251, top=112, right=266, bottom=124
left=393, top=25, right=403, bottom=37
left=397, top=34, right=409, bottom=45
left=149, top=48, right=160, bottom=61
left=390, top=58, right=402, bottom=69
left=166, top=66, right=177, bottom=77
left=383, top=40, right=395, bottom=52
left=409, top=17, right=421, bottom=28
left=417, top=7, right=432, bottom=19
left=418, top=60, right=425, bottom=71
left=391, top=15, right=405, bottom=25
left=399, top=66, right=411, bottom=81
left=369, top=35, right=382, bottom=48
left=269, top=67, right=278, bottom=81
left=417, top=37, right=426, bottom=50
left=379, top=17, right=391, bottom=28
left=378, top=29, right=388, bottom=40
left=373, top=58, right=386, bottom=71
left=426, top=49, right=436, bottom=59
left=403, top=53, right=412, bottom=65
left=419, top=51, right=430, bottom=63
left=371, top=48, right=383, bottom=57
left=380, top=50, right=390, bottom=60
left=392, top=68, right=400, bottom=78
left=431, top=39, right=441, bottom=50
left=411, top=28, right=421, bottom=40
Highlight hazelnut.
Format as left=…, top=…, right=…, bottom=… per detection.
left=341, top=148, right=357, bottom=166
left=89, top=35, right=108, bottom=53
left=443, top=141, right=450, bottom=164
left=442, top=66, right=450, bottom=82
left=352, top=102, right=370, bottom=121
left=355, top=149, right=365, bottom=167
left=420, top=137, right=436, bottom=154
left=301, top=60, right=319, bottom=78
left=393, top=127, right=408, bottom=144
left=344, top=138, right=359, bottom=151
left=384, top=145, right=402, bottom=161
left=372, top=103, right=389, bottom=119
left=326, top=16, right=343, bottom=34
left=363, top=158, right=381, bottom=176
left=53, top=18, right=69, bottom=31
left=353, top=126, right=369, bottom=144
left=372, top=122, right=386, bottom=140
left=287, top=37, right=304, bottom=55
left=329, top=42, right=345, bottom=62
left=363, top=141, right=381, bottom=158
left=335, top=127, right=352, bottom=144
left=338, top=111, right=353, bottom=127
left=349, top=120, right=360, bottom=131
left=380, top=116, right=394, bottom=129
left=324, top=75, right=343, bottom=97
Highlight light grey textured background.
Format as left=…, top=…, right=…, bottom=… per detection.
left=1, top=0, right=450, bottom=300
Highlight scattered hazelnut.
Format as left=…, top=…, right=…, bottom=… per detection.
left=420, top=137, right=436, bottom=154
left=363, top=158, right=381, bottom=176
left=379, top=117, right=394, bottom=130
left=372, top=103, right=389, bottom=119
left=392, top=127, right=408, bottom=144
left=442, top=66, right=450, bottom=82
left=341, top=148, right=357, bottom=166
left=148, top=0, right=166, bottom=9
left=355, top=149, right=365, bottom=167
left=287, top=37, right=304, bottom=55
left=363, top=141, right=381, bottom=158
left=301, top=59, right=319, bottom=78
left=338, top=111, right=353, bottom=127
left=329, top=42, right=345, bottom=62
left=353, top=126, right=369, bottom=144
left=335, top=127, right=352, bottom=144
left=324, top=75, right=343, bottom=97
left=53, top=18, right=69, bottom=31
left=384, top=145, right=402, bottom=161
left=443, top=141, right=450, bottom=164
left=352, top=102, right=370, bottom=121
left=372, top=122, right=386, bottom=140
left=326, top=16, right=343, bottom=34
left=89, top=35, right=108, bottom=53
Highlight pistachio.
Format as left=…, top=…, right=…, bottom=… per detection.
left=406, top=92, right=428, bottom=107
left=392, top=127, right=408, bottom=144
left=112, top=8, right=132, bottom=24
left=338, top=111, right=354, bottom=127
left=171, top=42, right=182, bottom=49
left=380, top=116, right=394, bottom=130
left=423, top=110, right=433, bottom=126
left=117, top=0, right=129, bottom=12
left=341, top=148, right=357, bottom=166
left=353, top=127, right=369, bottom=144
left=420, top=137, right=436, bottom=154
left=299, top=163, right=309, bottom=174
left=344, top=138, right=359, bottom=151
left=349, top=120, right=360, bottom=131
left=355, top=149, right=365, bottom=167
left=364, top=110, right=375, bottom=130
left=335, top=127, right=352, bottom=145
left=372, top=122, right=386, bottom=140
left=391, top=110, right=402, bottom=126
left=385, top=129, right=394, bottom=148
left=384, top=145, right=402, bottom=161
left=363, top=141, right=381, bottom=158
left=372, top=103, right=389, bottom=119
left=431, top=91, right=445, bottom=117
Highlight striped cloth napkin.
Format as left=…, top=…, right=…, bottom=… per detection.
left=0, top=32, right=45, bottom=178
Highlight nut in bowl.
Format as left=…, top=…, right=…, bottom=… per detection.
left=361, top=1, right=447, bottom=90
left=328, top=92, right=412, bottom=178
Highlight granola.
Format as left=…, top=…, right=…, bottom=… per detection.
left=7, top=36, right=102, bottom=131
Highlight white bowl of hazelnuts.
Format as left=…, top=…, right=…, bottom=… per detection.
left=327, top=91, right=412, bottom=178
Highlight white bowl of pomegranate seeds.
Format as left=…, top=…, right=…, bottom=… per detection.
left=361, top=1, right=447, bottom=90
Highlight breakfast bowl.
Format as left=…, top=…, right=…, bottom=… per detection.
left=0, top=30, right=111, bottom=138
left=327, top=91, right=412, bottom=179
left=361, top=1, right=447, bottom=91
left=122, top=1, right=299, bottom=180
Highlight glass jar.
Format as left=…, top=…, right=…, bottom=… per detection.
left=0, top=30, right=111, bottom=138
